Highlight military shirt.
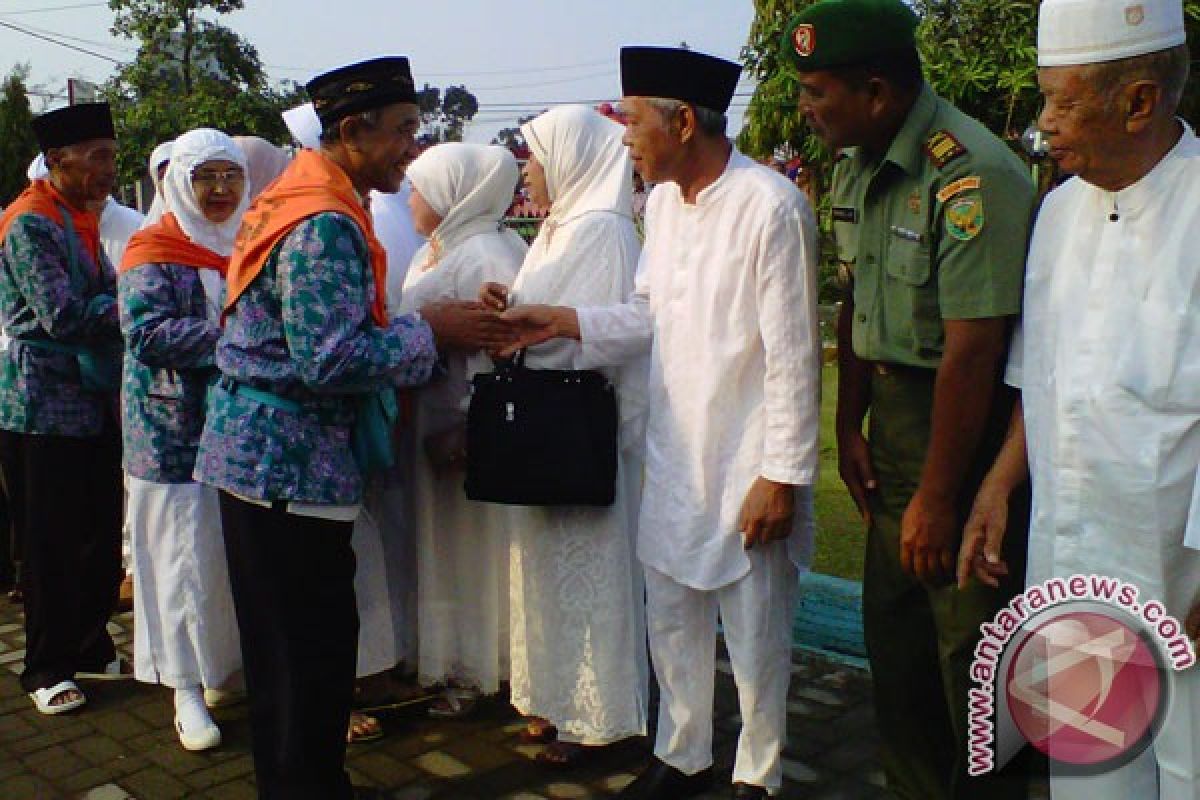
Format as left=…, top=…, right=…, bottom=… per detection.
left=831, top=85, right=1034, bottom=368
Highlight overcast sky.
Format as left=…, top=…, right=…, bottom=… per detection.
left=0, top=0, right=758, bottom=143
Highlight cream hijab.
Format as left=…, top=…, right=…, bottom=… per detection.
left=520, top=104, right=633, bottom=231
left=405, top=143, right=523, bottom=267
left=233, top=136, right=290, bottom=200
left=160, top=128, right=249, bottom=257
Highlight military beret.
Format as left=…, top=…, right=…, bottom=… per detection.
left=784, top=0, right=920, bottom=72
left=32, top=102, right=115, bottom=152
left=306, top=56, right=418, bottom=128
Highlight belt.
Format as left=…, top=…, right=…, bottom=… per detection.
left=871, top=361, right=936, bottom=379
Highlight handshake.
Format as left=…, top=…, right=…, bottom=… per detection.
left=418, top=282, right=581, bottom=357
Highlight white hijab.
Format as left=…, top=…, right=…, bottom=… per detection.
left=232, top=135, right=290, bottom=200
left=405, top=143, right=521, bottom=266
left=283, top=102, right=322, bottom=150
left=161, top=128, right=249, bottom=257
left=26, top=154, right=48, bottom=181
left=521, top=104, right=633, bottom=230
left=142, top=139, right=175, bottom=227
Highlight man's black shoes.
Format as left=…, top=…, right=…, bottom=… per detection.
left=732, top=782, right=769, bottom=798
left=616, top=758, right=715, bottom=799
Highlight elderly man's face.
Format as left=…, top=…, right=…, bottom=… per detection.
left=48, top=138, right=117, bottom=210
left=1038, top=66, right=1128, bottom=184
left=621, top=96, right=681, bottom=184
left=350, top=102, right=421, bottom=194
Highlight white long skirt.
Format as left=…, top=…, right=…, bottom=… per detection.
left=414, top=448, right=511, bottom=693
left=129, top=477, right=241, bottom=689
left=352, top=500, right=402, bottom=678
left=508, top=451, right=648, bottom=745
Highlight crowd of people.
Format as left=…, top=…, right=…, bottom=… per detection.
left=0, top=0, right=1199, bottom=799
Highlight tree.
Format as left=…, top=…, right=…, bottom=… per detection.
left=105, top=0, right=295, bottom=187
left=415, top=83, right=479, bottom=143
left=491, top=113, right=538, bottom=157
left=0, top=64, right=38, bottom=206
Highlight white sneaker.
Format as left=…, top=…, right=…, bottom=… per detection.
left=175, top=713, right=222, bottom=751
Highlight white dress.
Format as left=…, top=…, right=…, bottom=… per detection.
left=507, top=212, right=649, bottom=745
left=399, top=231, right=526, bottom=692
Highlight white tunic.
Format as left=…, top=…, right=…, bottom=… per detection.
left=1008, top=126, right=1200, bottom=618
left=1008, top=126, right=1200, bottom=798
left=577, top=149, right=821, bottom=591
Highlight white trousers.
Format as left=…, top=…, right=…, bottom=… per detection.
left=645, top=541, right=798, bottom=793
left=1050, top=659, right=1200, bottom=800
left=128, top=477, right=241, bottom=689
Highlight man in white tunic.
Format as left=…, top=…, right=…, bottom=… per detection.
left=958, top=1, right=1200, bottom=797
left=501, top=46, right=820, bottom=799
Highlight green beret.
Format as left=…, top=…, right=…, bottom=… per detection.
left=784, top=0, right=919, bottom=72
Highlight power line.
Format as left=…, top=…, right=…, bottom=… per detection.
left=0, top=1, right=108, bottom=14
left=0, top=18, right=122, bottom=64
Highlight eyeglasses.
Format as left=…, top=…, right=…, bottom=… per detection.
left=191, top=168, right=246, bottom=188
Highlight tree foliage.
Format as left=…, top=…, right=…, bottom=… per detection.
left=104, top=0, right=297, bottom=187
left=0, top=64, right=38, bottom=206
left=415, top=84, right=480, bottom=143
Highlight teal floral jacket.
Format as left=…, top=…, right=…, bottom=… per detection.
left=194, top=212, right=436, bottom=505
left=0, top=212, right=120, bottom=437
left=119, top=262, right=219, bottom=483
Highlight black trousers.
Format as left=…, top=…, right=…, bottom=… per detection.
left=0, top=427, right=123, bottom=693
left=219, top=491, right=359, bottom=800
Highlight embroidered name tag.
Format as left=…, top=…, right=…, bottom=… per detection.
left=832, top=206, right=859, bottom=223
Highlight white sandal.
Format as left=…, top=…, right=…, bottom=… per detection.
left=29, top=680, right=86, bottom=715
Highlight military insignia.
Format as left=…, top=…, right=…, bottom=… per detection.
left=831, top=206, right=859, bottom=223
left=890, top=225, right=923, bottom=243
left=936, top=175, right=982, bottom=203
left=346, top=81, right=375, bottom=92
left=925, top=130, right=967, bottom=169
left=945, top=195, right=985, bottom=241
left=907, top=189, right=921, bottom=215
left=1125, top=4, right=1145, bottom=25
left=793, top=24, right=816, bottom=57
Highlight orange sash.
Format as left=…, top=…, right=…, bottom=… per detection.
left=0, top=179, right=102, bottom=266
left=224, top=149, right=389, bottom=326
left=120, top=212, right=228, bottom=275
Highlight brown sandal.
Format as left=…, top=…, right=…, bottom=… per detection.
left=518, top=717, right=558, bottom=744
left=346, top=711, right=384, bottom=744
left=535, top=741, right=593, bottom=768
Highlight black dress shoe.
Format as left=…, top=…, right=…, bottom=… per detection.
left=352, top=787, right=390, bottom=800
left=616, top=758, right=715, bottom=800
left=732, top=782, right=769, bottom=799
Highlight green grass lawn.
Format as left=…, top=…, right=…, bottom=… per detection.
left=811, top=364, right=867, bottom=581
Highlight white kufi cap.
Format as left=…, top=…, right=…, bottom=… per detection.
left=1039, top=0, right=1186, bottom=66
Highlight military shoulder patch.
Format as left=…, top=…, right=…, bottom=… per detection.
left=936, top=175, right=981, bottom=204
left=945, top=194, right=984, bottom=241
left=925, top=130, right=968, bottom=169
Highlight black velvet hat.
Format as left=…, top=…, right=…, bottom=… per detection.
left=620, top=46, right=741, bottom=113
left=32, top=102, right=115, bottom=151
left=306, top=56, right=418, bottom=127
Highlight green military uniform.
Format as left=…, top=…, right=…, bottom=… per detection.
left=832, top=77, right=1036, bottom=800
left=786, top=1, right=1038, bottom=797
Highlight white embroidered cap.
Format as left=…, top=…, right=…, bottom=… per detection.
left=1038, top=0, right=1186, bottom=66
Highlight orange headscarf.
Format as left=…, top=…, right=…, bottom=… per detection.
left=120, top=212, right=228, bottom=275
left=0, top=179, right=102, bottom=267
left=224, top=149, right=389, bottom=326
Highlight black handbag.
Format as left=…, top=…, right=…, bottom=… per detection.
left=465, top=350, right=618, bottom=506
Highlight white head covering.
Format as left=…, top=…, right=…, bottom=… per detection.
left=371, top=182, right=426, bottom=311
left=232, top=135, right=290, bottom=200
left=283, top=102, right=322, bottom=149
left=1039, top=0, right=1186, bottom=66
left=142, top=139, right=175, bottom=227
left=26, top=154, right=48, bottom=182
left=520, top=104, right=633, bottom=228
left=160, top=128, right=249, bottom=257
left=405, top=143, right=519, bottom=262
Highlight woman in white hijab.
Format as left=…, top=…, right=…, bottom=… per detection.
left=492, top=105, right=649, bottom=765
left=397, top=142, right=527, bottom=716
left=118, top=128, right=249, bottom=752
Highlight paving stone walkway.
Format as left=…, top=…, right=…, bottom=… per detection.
left=0, top=600, right=895, bottom=799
